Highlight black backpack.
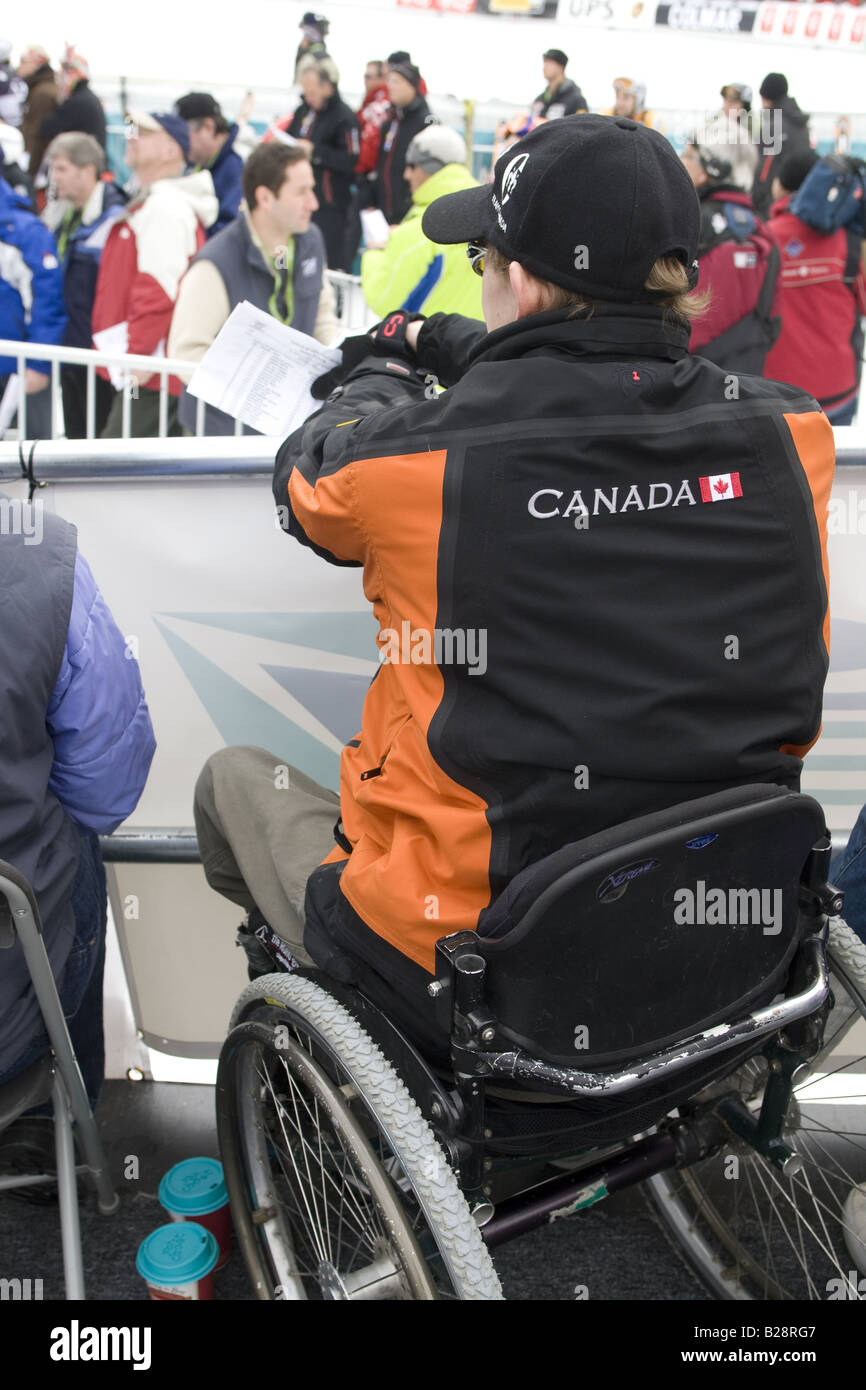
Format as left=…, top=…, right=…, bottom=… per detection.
left=790, top=154, right=866, bottom=236
left=698, top=202, right=782, bottom=376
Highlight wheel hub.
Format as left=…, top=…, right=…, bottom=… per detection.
left=317, top=1261, right=349, bottom=1300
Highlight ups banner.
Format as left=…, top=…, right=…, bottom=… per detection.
left=395, top=0, right=558, bottom=15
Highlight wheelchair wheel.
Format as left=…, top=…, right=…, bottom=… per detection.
left=216, top=972, right=503, bottom=1300
left=646, top=919, right=866, bottom=1300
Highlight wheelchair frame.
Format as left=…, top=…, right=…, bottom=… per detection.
left=313, top=931, right=835, bottom=1251
left=218, top=790, right=863, bottom=1299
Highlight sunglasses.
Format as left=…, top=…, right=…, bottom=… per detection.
left=467, top=242, right=486, bottom=277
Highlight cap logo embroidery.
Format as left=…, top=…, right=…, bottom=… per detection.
left=500, top=152, right=530, bottom=206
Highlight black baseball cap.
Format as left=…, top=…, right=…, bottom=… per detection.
left=422, top=115, right=700, bottom=303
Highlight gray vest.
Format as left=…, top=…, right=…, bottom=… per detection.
left=0, top=499, right=81, bottom=1074
left=178, top=217, right=326, bottom=435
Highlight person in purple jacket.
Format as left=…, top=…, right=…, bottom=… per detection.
left=0, top=496, right=155, bottom=1191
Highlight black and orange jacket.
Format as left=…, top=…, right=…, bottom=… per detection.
left=273, top=303, right=834, bottom=975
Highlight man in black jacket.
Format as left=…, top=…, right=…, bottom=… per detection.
left=289, top=57, right=360, bottom=271
left=374, top=58, right=434, bottom=226
left=531, top=49, right=588, bottom=120
left=196, top=116, right=833, bottom=1025
left=752, top=72, right=810, bottom=220
left=39, top=45, right=106, bottom=152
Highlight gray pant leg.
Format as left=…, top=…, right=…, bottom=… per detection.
left=193, top=745, right=341, bottom=965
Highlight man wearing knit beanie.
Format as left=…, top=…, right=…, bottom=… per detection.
left=373, top=55, right=434, bottom=225
left=753, top=70, right=810, bottom=219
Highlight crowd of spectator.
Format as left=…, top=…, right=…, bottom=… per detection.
left=0, top=20, right=864, bottom=441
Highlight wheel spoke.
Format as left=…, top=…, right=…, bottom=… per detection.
left=219, top=989, right=501, bottom=1301
left=648, top=927, right=866, bottom=1300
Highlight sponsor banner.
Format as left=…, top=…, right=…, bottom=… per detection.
left=395, top=0, right=557, bottom=12
left=754, top=1, right=866, bottom=49
left=479, top=0, right=557, bottom=12
left=396, top=0, right=477, bottom=11
left=563, top=0, right=656, bottom=29
left=25, top=456, right=862, bottom=838
left=654, top=2, right=758, bottom=34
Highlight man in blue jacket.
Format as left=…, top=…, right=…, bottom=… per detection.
left=0, top=497, right=155, bottom=1189
left=46, top=131, right=126, bottom=437
left=174, top=92, right=244, bottom=239
left=0, top=149, right=66, bottom=437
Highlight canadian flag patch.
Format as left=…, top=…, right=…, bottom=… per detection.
left=700, top=472, right=743, bottom=503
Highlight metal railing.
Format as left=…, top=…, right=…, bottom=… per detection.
left=0, top=271, right=373, bottom=444
left=1, top=427, right=863, bottom=486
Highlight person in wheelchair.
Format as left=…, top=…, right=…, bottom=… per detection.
left=195, top=114, right=834, bottom=1058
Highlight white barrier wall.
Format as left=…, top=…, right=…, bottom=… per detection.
left=38, top=463, right=866, bottom=839
left=2, top=449, right=863, bottom=1060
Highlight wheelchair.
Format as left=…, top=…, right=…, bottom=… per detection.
left=215, top=784, right=866, bottom=1300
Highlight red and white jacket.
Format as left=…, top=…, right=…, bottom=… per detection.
left=356, top=82, right=390, bottom=176
left=764, top=195, right=866, bottom=413
left=91, top=171, right=218, bottom=394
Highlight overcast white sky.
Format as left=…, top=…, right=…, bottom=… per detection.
left=10, top=0, right=863, bottom=114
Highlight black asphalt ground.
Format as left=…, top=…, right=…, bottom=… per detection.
left=0, top=1079, right=708, bottom=1302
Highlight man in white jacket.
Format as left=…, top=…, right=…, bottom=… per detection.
left=90, top=110, right=218, bottom=436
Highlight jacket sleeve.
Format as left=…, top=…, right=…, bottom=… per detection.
left=167, top=259, right=231, bottom=373
left=38, top=101, right=66, bottom=142
left=313, top=115, right=361, bottom=175
left=47, top=551, right=156, bottom=834
left=414, top=312, right=487, bottom=387
left=273, top=357, right=431, bottom=564
left=361, top=228, right=439, bottom=317
left=23, top=225, right=66, bottom=373
left=126, top=196, right=201, bottom=357
left=564, top=88, right=588, bottom=116
left=357, top=113, right=382, bottom=176
left=312, top=274, right=340, bottom=347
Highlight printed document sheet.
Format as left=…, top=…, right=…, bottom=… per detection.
left=187, top=300, right=342, bottom=435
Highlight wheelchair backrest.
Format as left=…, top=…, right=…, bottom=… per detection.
left=475, top=785, right=827, bottom=1067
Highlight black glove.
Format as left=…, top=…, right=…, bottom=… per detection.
left=311, top=312, right=425, bottom=400
left=367, top=310, right=425, bottom=357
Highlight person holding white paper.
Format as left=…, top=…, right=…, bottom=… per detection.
left=169, top=142, right=339, bottom=435
left=91, top=110, right=218, bottom=438
left=361, top=126, right=483, bottom=321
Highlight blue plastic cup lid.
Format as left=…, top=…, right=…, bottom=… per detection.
left=136, top=1222, right=218, bottom=1286
left=158, top=1157, right=228, bottom=1216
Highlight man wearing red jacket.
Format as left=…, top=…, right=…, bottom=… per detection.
left=764, top=149, right=866, bottom=426
left=357, top=60, right=390, bottom=179
left=682, top=139, right=781, bottom=374
left=91, top=111, right=217, bottom=436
